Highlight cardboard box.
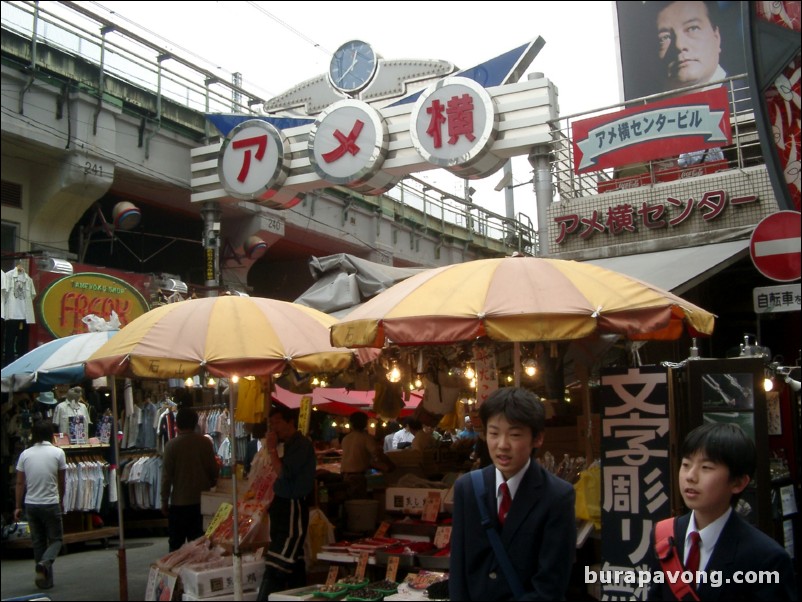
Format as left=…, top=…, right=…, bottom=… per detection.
left=180, top=560, right=265, bottom=598
left=385, top=487, right=448, bottom=515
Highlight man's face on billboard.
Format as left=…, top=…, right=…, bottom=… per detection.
left=657, top=1, right=721, bottom=88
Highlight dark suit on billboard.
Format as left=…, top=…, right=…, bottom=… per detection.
left=645, top=510, right=798, bottom=601
left=449, top=461, right=576, bottom=601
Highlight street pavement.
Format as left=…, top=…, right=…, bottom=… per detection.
left=1, top=535, right=166, bottom=601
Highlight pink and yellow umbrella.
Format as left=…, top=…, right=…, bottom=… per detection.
left=85, top=295, right=364, bottom=380
left=84, top=295, right=371, bottom=600
left=331, top=256, right=715, bottom=348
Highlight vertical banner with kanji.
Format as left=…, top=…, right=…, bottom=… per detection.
left=473, top=344, right=498, bottom=406
left=298, top=395, right=313, bottom=436
left=600, top=366, right=671, bottom=600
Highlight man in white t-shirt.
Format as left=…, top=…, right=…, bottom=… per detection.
left=391, top=418, right=415, bottom=450
left=15, top=420, right=66, bottom=590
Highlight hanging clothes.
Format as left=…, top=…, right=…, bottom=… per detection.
left=235, top=378, right=265, bottom=423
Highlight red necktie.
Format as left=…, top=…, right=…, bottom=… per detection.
left=498, top=482, right=511, bottom=526
left=686, top=531, right=701, bottom=579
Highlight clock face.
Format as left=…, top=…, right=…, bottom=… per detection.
left=329, top=40, right=377, bottom=93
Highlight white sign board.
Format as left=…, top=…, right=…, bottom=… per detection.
left=753, top=283, right=801, bottom=314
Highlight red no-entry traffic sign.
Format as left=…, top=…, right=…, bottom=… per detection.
left=749, top=211, right=801, bottom=282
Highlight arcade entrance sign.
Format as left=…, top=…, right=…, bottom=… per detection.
left=193, top=39, right=556, bottom=210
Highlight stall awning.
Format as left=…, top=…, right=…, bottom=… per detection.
left=585, top=239, right=750, bottom=295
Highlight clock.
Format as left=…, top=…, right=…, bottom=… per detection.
left=329, top=40, right=377, bottom=94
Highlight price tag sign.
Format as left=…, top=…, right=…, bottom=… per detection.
left=434, top=525, right=452, bottom=549
left=374, top=520, right=391, bottom=538
left=385, top=555, right=400, bottom=582
left=325, top=565, right=339, bottom=586
left=421, top=491, right=441, bottom=522
left=298, top=396, right=313, bottom=435
left=356, top=551, right=369, bottom=580
left=204, top=502, right=232, bottom=538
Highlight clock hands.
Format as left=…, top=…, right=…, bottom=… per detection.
left=337, top=49, right=359, bottom=85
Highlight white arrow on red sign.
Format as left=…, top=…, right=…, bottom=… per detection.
left=749, top=210, right=801, bottom=282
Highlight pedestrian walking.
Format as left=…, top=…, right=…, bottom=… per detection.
left=14, top=419, right=66, bottom=589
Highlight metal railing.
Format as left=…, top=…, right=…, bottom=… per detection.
left=2, top=1, right=266, bottom=116
left=550, top=75, right=761, bottom=201
left=2, top=0, right=537, bottom=255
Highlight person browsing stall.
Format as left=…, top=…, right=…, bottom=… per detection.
left=340, top=410, right=394, bottom=499
left=257, top=406, right=316, bottom=600
left=160, top=407, right=218, bottom=552
left=645, top=422, right=797, bottom=600
left=449, top=387, right=576, bottom=600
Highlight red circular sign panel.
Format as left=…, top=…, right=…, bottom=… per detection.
left=749, top=211, right=801, bottom=282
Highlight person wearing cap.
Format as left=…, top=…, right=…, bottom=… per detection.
left=52, top=386, right=91, bottom=444
left=457, top=415, right=477, bottom=440
left=35, top=391, right=57, bottom=422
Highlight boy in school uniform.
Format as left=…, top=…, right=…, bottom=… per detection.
left=449, top=387, right=576, bottom=600
left=646, top=422, right=798, bottom=601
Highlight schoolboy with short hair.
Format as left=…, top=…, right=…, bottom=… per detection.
left=449, top=387, right=576, bottom=600
left=647, top=422, right=798, bottom=600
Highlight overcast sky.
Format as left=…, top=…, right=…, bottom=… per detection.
left=73, top=1, right=622, bottom=220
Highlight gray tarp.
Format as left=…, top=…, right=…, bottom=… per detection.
left=294, top=254, right=426, bottom=317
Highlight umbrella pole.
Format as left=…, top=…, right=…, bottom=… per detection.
left=230, top=377, right=243, bottom=601
left=111, top=375, right=128, bottom=601
left=513, top=342, right=521, bottom=388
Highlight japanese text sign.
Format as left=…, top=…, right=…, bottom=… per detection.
left=600, top=366, right=671, bottom=600
left=572, top=87, right=731, bottom=174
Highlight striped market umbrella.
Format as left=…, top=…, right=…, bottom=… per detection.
left=1, top=330, right=118, bottom=392
left=85, top=295, right=365, bottom=380
left=83, top=295, right=372, bottom=598
left=331, top=255, right=715, bottom=348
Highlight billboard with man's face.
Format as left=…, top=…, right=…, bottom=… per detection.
left=616, top=1, right=748, bottom=100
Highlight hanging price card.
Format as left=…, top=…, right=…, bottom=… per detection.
left=434, top=525, right=452, bottom=549
left=356, top=551, right=370, bottom=579
left=374, top=520, right=391, bottom=538
left=385, top=555, right=400, bottom=582
left=421, top=491, right=441, bottom=522
left=325, top=565, right=339, bottom=585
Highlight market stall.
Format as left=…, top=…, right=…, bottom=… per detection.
left=84, top=295, right=375, bottom=601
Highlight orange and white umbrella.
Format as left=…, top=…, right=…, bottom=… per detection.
left=85, top=295, right=364, bottom=380
left=331, top=256, right=715, bottom=348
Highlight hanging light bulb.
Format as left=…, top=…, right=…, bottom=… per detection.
left=319, top=378, right=328, bottom=388
left=469, top=377, right=476, bottom=389
left=506, top=374, right=514, bottom=383
left=763, top=376, right=774, bottom=392
left=523, top=358, right=537, bottom=377
left=413, top=376, right=423, bottom=389
left=370, top=422, right=376, bottom=429
left=331, top=420, right=337, bottom=427
left=207, top=376, right=216, bottom=387
left=387, top=362, right=402, bottom=383
left=311, top=376, right=321, bottom=386
left=231, top=375, right=239, bottom=383
left=464, top=365, right=475, bottom=380
left=184, top=377, right=194, bottom=388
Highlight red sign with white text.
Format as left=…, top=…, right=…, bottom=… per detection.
left=572, top=87, right=731, bottom=174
